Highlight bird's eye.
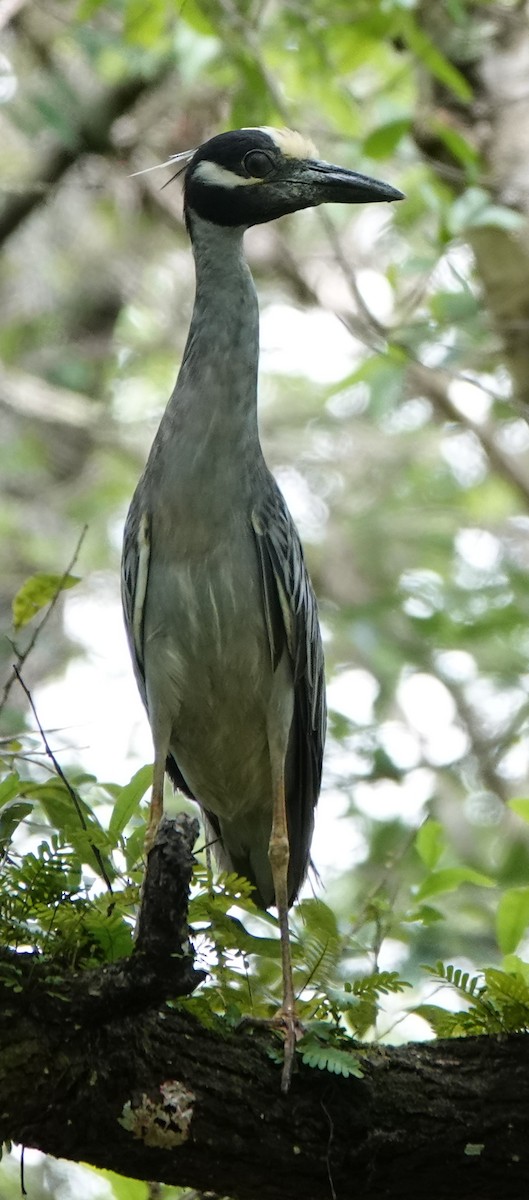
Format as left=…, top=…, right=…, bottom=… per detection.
left=243, top=149, right=275, bottom=179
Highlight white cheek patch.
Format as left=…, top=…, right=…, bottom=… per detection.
left=195, top=127, right=319, bottom=190
left=246, top=126, right=318, bottom=160
left=194, top=160, right=264, bottom=189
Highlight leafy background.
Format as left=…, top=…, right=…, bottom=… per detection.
left=2, top=0, right=529, bottom=1194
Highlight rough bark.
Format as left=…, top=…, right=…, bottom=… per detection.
left=1, top=815, right=528, bottom=1200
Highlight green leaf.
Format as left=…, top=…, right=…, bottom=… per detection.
left=416, top=867, right=494, bottom=900
left=404, top=904, right=444, bottom=925
left=299, top=1036, right=363, bottom=1078
left=430, top=119, right=480, bottom=171
left=177, top=0, right=217, bottom=36
left=364, top=118, right=411, bottom=159
left=26, top=779, right=94, bottom=834
left=0, top=798, right=34, bottom=843
left=12, top=573, right=80, bottom=629
left=446, top=187, right=489, bottom=235
left=0, top=773, right=20, bottom=807
left=351, top=971, right=410, bottom=998
left=124, top=822, right=147, bottom=872
left=296, top=897, right=339, bottom=941
left=108, top=764, right=153, bottom=839
left=508, top=798, right=529, bottom=825
left=415, top=819, right=445, bottom=870
left=124, top=0, right=168, bottom=45
left=192, top=907, right=280, bottom=961
left=496, top=887, right=529, bottom=955
left=469, top=205, right=525, bottom=233
left=26, top=780, right=115, bottom=883
left=502, top=954, right=529, bottom=977
left=430, top=289, right=478, bottom=323
left=484, top=966, right=529, bottom=1007
left=0, top=778, right=34, bottom=846
left=82, top=908, right=134, bottom=962
left=447, top=187, right=526, bottom=237
left=399, top=17, right=472, bottom=101
left=413, top=1004, right=483, bottom=1038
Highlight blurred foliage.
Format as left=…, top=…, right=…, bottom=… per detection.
left=2, top=0, right=529, bottom=1193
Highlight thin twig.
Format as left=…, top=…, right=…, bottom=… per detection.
left=19, top=1144, right=27, bottom=1197
left=317, top=208, right=388, bottom=345
left=13, top=667, right=113, bottom=894
left=0, top=525, right=88, bottom=718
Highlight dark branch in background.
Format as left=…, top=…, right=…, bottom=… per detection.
left=0, top=58, right=174, bottom=245
left=317, top=208, right=387, bottom=345
left=0, top=0, right=28, bottom=30
left=1, top=815, right=529, bottom=1199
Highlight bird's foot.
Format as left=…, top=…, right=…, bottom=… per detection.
left=238, top=1007, right=305, bottom=1093
left=144, top=795, right=164, bottom=857
left=144, top=813, right=161, bottom=857
left=277, top=1006, right=304, bottom=1093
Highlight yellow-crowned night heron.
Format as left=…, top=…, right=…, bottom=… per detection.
left=122, top=127, right=403, bottom=1089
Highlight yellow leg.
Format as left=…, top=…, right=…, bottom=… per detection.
left=145, top=751, right=165, bottom=854
left=268, top=773, right=300, bottom=1093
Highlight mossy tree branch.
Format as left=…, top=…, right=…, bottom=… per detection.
left=0, top=815, right=528, bottom=1199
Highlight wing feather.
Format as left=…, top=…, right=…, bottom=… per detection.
left=252, top=480, right=326, bottom=903
left=121, top=496, right=194, bottom=800
left=121, top=499, right=150, bottom=707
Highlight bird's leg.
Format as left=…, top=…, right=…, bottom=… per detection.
left=145, top=750, right=166, bottom=855
left=144, top=709, right=172, bottom=855
left=134, top=748, right=166, bottom=942
left=268, top=772, right=301, bottom=1093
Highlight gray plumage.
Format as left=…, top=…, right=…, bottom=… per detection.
left=121, top=127, right=402, bottom=914
left=122, top=214, right=324, bottom=906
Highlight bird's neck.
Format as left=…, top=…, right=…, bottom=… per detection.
left=172, top=215, right=260, bottom=439
left=149, top=216, right=266, bottom=524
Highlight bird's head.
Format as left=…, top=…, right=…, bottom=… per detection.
left=181, top=127, right=403, bottom=229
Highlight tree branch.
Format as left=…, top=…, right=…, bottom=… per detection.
left=0, top=63, right=173, bottom=246
left=1, top=814, right=528, bottom=1199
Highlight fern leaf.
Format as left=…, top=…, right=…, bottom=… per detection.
left=484, top=968, right=529, bottom=1006
left=351, top=971, right=411, bottom=998
left=300, top=931, right=341, bottom=992
left=300, top=1037, right=363, bottom=1079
